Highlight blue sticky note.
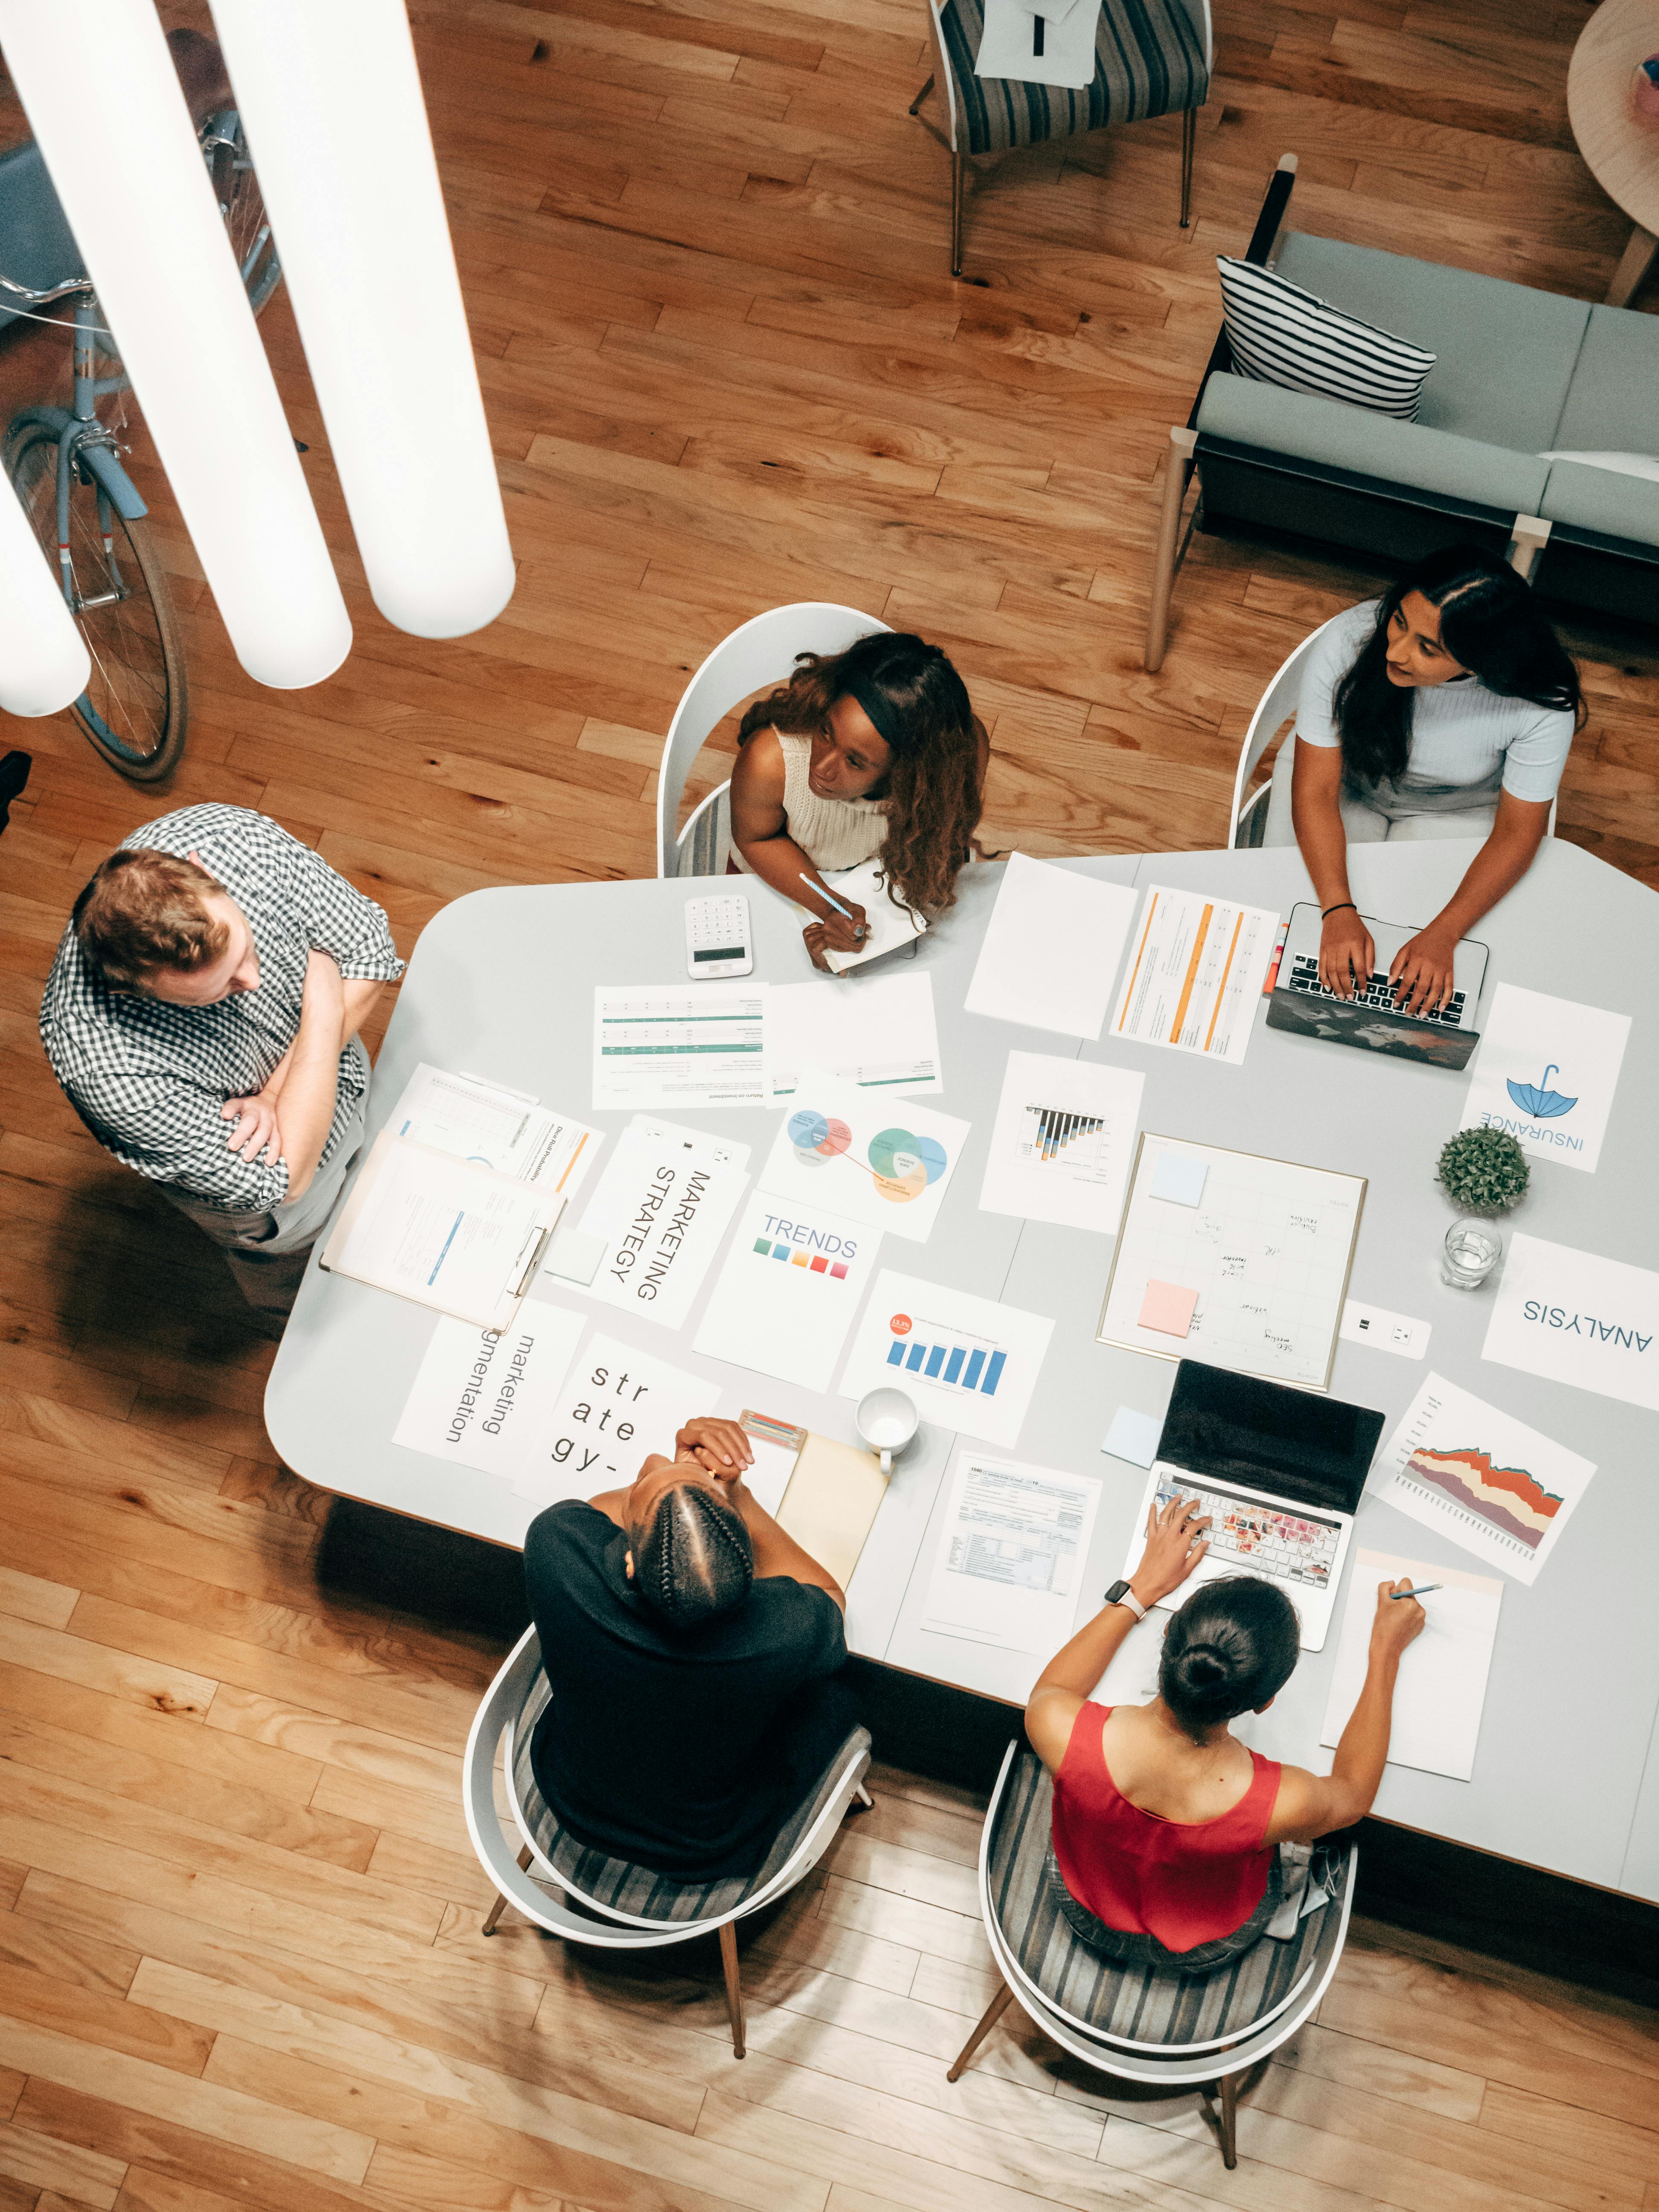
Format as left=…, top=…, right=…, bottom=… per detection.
left=1102, top=1407, right=1162, bottom=1468
left=1149, top=1152, right=1207, bottom=1207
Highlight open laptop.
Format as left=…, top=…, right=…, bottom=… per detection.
left=1266, top=901, right=1490, bottom=1071
left=1120, top=1361, right=1384, bottom=1652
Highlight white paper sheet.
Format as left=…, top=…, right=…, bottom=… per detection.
left=575, top=1124, right=748, bottom=1332
left=393, top=1301, right=587, bottom=1477
left=693, top=1188, right=880, bottom=1391
left=387, top=1064, right=601, bottom=1195
left=841, top=1269, right=1055, bottom=1449
left=1459, top=984, right=1629, bottom=1176
left=1369, top=1371, right=1595, bottom=1585
left=978, top=1051, right=1144, bottom=1233
left=964, top=853, right=1138, bottom=1040
left=593, top=985, right=768, bottom=1109
left=769, top=972, right=942, bottom=1098
left=1482, top=1234, right=1659, bottom=1412
left=1320, top=1550, right=1502, bottom=1782
left=736, top=1428, right=800, bottom=1516
left=513, top=1333, right=721, bottom=1507
left=922, top=1449, right=1102, bottom=1653
left=976, top=0, right=1098, bottom=87
left=759, top=1068, right=968, bottom=1245
left=1110, top=885, right=1279, bottom=1065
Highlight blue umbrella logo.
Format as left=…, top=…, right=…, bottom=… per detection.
left=1506, top=1064, right=1577, bottom=1118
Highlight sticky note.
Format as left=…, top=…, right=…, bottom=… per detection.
left=1140, top=1280, right=1198, bottom=1337
left=1102, top=1407, right=1162, bottom=1468
left=1149, top=1152, right=1207, bottom=1207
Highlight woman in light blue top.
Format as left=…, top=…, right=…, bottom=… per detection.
left=1284, top=544, right=1583, bottom=1018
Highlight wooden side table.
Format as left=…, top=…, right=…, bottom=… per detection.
left=1569, top=0, right=1659, bottom=306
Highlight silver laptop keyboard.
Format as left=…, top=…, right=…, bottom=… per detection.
left=1152, top=1474, right=1342, bottom=1590
left=1286, top=955, right=1467, bottom=1026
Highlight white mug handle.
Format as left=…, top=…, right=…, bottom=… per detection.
left=879, top=1444, right=894, bottom=1474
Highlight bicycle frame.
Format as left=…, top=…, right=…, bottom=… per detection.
left=10, top=298, right=147, bottom=617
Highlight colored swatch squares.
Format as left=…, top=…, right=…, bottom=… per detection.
left=753, top=1236, right=847, bottom=1278
left=885, top=1323, right=1006, bottom=1395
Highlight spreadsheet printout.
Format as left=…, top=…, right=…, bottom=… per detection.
left=1111, top=885, right=1279, bottom=1064
left=592, top=986, right=769, bottom=1109
left=922, top=1450, right=1102, bottom=1654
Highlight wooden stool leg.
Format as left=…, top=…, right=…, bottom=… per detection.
left=1145, top=423, right=1198, bottom=671
left=1219, top=2072, right=1240, bottom=2169
left=946, top=1978, right=1013, bottom=2081
left=908, top=73, right=935, bottom=116
left=719, top=1920, right=746, bottom=2059
left=1180, top=104, right=1196, bottom=227
left=951, top=146, right=964, bottom=278
left=482, top=1844, right=533, bottom=1935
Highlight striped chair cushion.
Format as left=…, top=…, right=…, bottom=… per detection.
left=1217, top=256, right=1437, bottom=422
left=510, top=1663, right=870, bottom=1924
left=938, top=0, right=1208, bottom=157
left=990, top=1748, right=1349, bottom=2044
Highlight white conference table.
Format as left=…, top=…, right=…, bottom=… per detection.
left=267, top=838, right=1659, bottom=1903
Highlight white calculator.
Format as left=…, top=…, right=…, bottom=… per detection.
left=684, top=893, right=753, bottom=979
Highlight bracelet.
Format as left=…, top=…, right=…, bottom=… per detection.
left=1321, top=901, right=1357, bottom=919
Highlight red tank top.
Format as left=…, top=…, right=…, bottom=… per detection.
left=1050, top=1703, right=1281, bottom=1953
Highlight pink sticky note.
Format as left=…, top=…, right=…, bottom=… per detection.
left=1140, top=1280, right=1198, bottom=1337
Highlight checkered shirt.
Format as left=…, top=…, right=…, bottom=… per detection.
left=40, top=803, right=405, bottom=1213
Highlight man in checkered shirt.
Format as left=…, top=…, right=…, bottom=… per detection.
left=41, top=803, right=405, bottom=1327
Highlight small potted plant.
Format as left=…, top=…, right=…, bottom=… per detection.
left=1435, top=1126, right=1529, bottom=1216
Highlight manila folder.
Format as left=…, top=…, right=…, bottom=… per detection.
left=778, top=1432, right=889, bottom=1591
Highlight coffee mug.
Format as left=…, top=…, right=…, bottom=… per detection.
left=855, top=1385, right=919, bottom=1474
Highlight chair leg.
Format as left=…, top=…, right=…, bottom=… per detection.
left=908, top=72, right=935, bottom=116
left=482, top=1844, right=533, bottom=1935
left=1219, top=2071, right=1240, bottom=2168
left=853, top=1782, right=875, bottom=1810
left=1180, top=104, right=1196, bottom=228
left=719, top=1920, right=747, bottom=2059
left=951, top=146, right=964, bottom=278
left=946, top=1977, right=1013, bottom=2081
left=1145, top=423, right=1198, bottom=672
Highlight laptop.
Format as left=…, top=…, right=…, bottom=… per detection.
left=1266, top=901, right=1490, bottom=1071
left=1120, top=1361, right=1384, bottom=1652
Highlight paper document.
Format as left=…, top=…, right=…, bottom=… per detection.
left=1321, top=1551, right=1502, bottom=1782
left=769, top=972, right=941, bottom=1098
left=1111, top=886, right=1279, bottom=1064
left=320, top=1134, right=563, bottom=1329
left=760, top=1068, right=967, bottom=1245
left=393, top=1301, right=586, bottom=1477
left=1101, top=1406, right=1162, bottom=1468
left=978, top=1050, right=1144, bottom=1232
left=964, top=854, right=1138, bottom=1040
left=513, top=1333, right=720, bottom=1508
left=1460, top=985, right=1629, bottom=1176
left=576, top=1124, right=748, bottom=1332
left=923, top=1450, right=1102, bottom=1654
left=629, top=1114, right=749, bottom=1173
left=387, top=1064, right=600, bottom=1194
left=794, top=858, right=928, bottom=976
left=976, top=0, right=1099, bottom=87
left=776, top=1432, right=888, bottom=1591
left=1482, top=1234, right=1659, bottom=1413
left=841, top=1269, right=1054, bottom=1449
left=1369, top=1371, right=1594, bottom=1585
left=738, top=1410, right=805, bottom=1516
left=693, top=1188, right=879, bottom=1391
left=593, top=986, right=768, bottom=1109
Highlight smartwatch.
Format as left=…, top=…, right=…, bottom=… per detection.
left=1104, top=1579, right=1147, bottom=1621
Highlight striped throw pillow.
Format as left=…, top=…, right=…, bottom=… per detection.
left=1216, top=256, right=1436, bottom=422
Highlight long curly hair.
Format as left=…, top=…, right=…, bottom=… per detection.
left=736, top=631, right=986, bottom=915
left=1333, top=544, right=1583, bottom=790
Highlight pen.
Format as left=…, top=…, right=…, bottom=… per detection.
left=799, top=873, right=867, bottom=938
left=1391, top=1584, right=1440, bottom=1598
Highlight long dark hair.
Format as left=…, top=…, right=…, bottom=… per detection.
left=737, top=631, right=985, bottom=915
left=1332, top=544, right=1583, bottom=789
left=1158, top=1577, right=1300, bottom=1744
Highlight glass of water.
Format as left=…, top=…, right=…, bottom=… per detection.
left=1442, top=1219, right=1502, bottom=1289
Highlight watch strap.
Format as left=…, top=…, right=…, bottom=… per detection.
left=1105, top=1579, right=1147, bottom=1621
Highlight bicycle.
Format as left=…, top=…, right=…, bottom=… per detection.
left=0, top=70, right=280, bottom=780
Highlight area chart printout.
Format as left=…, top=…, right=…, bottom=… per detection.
left=1110, top=886, right=1279, bottom=1065
left=922, top=1451, right=1102, bottom=1656
left=593, top=987, right=768, bottom=1110
left=978, top=1051, right=1145, bottom=1234
left=841, top=1270, right=1054, bottom=1449
left=1369, top=1373, right=1595, bottom=1586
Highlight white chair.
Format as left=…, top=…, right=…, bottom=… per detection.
left=947, top=1745, right=1357, bottom=2168
left=656, top=602, right=890, bottom=879
left=463, top=1625, right=873, bottom=2056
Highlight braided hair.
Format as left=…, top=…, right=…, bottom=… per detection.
left=632, top=1482, right=754, bottom=1629
left=1158, top=1576, right=1300, bottom=1743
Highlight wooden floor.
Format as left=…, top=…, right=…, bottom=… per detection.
left=2, top=0, right=1659, bottom=2207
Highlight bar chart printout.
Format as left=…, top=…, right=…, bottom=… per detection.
left=886, top=1316, right=1005, bottom=1395
left=978, top=1052, right=1144, bottom=1233
left=1111, top=887, right=1279, bottom=1065
left=840, top=1270, right=1054, bottom=1449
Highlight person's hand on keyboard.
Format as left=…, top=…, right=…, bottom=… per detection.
left=1130, top=1492, right=1214, bottom=1608
left=1388, top=923, right=1456, bottom=1016
left=1318, top=907, right=1375, bottom=1000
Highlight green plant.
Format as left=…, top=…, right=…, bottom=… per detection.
left=1436, top=1125, right=1529, bottom=1215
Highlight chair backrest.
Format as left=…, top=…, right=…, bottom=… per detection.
left=655, top=602, right=889, bottom=877
left=1171, top=0, right=1214, bottom=70
left=1231, top=614, right=1342, bottom=842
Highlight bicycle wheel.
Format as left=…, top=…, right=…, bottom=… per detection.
left=208, top=118, right=282, bottom=317
left=6, top=425, right=189, bottom=780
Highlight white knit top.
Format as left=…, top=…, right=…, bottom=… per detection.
left=733, top=729, right=888, bottom=875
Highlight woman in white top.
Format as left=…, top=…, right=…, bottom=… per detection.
left=730, top=632, right=989, bottom=969
left=1286, top=544, right=1583, bottom=1017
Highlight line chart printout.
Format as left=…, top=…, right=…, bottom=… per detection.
left=841, top=1270, right=1055, bottom=1449
left=1110, top=886, right=1279, bottom=1065
left=978, top=1051, right=1145, bottom=1234
left=759, top=1068, right=968, bottom=1244
left=1369, top=1372, right=1595, bottom=1586
left=1097, top=1136, right=1364, bottom=1390
left=593, top=987, right=768, bottom=1109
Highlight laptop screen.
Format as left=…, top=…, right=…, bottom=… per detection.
left=1156, top=1359, right=1382, bottom=1516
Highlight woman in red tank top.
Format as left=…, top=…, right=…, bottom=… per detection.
left=1026, top=1493, right=1426, bottom=1969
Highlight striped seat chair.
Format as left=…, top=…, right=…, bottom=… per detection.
left=947, top=1746, right=1357, bottom=2169
left=911, top=0, right=1211, bottom=274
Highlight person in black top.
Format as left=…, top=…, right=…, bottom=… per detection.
left=524, top=1416, right=857, bottom=1880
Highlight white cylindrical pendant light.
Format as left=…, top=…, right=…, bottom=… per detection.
left=0, top=0, right=351, bottom=690
left=0, top=487, right=91, bottom=716
left=208, top=0, right=515, bottom=640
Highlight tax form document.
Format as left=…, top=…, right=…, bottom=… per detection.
left=1111, top=886, right=1279, bottom=1065
left=593, top=986, right=768, bottom=1109
left=388, top=1063, right=600, bottom=1193
left=922, top=1449, right=1101, bottom=1655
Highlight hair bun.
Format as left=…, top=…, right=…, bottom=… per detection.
left=1175, top=1642, right=1231, bottom=1691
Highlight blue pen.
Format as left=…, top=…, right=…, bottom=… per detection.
left=799, top=873, right=866, bottom=936
left=1390, top=1584, right=1440, bottom=1599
